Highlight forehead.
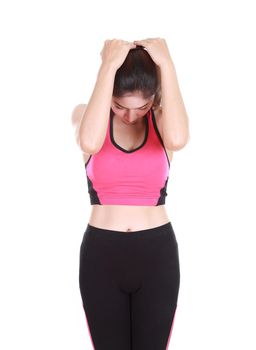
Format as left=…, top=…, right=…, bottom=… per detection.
left=112, top=93, right=154, bottom=109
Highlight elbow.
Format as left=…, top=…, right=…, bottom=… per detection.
left=164, top=133, right=190, bottom=151
left=78, top=136, right=100, bottom=155
left=77, top=127, right=101, bottom=154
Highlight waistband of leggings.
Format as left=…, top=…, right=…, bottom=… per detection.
left=84, top=221, right=174, bottom=240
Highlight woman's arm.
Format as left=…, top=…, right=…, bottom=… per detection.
left=71, top=103, right=90, bottom=150
left=159, top=60, right=190, bottom=150
left=76, top=63, right=117, bottom=154
left=75, top=39, right=136, bottom=154
left=134, top=38, right=190, bottom=151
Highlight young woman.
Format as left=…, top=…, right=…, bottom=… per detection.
left=72, top=38, right=189, bottom=350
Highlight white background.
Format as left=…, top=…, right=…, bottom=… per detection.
left=1, top=0, right=255, bottom=349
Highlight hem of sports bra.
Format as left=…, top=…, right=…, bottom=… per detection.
left=89, top=197, right=167, bottom=204
left=89, top=203, right=166, bottom=206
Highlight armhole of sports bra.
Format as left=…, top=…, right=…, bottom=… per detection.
left=84, top=154, right=92, bottom=168
left=151, top=109, right=171, bottom=168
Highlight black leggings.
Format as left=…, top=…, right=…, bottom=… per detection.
left=79, top=221, right=180, bottom=350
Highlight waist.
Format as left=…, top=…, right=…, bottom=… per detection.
left=88, top=204, right=170, bottom=232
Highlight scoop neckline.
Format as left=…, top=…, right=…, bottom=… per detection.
left=110, top=110, right=149, bottom=153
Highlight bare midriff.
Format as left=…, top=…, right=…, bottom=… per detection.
left=88, top=204, right=170, bottom=232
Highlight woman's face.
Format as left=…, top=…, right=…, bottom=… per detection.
left=111, top=91, right=155, bottom=125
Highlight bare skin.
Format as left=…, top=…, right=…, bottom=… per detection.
left=72, top=38, right=189, bottom=233
left=76, top=93, right=173, bottom=232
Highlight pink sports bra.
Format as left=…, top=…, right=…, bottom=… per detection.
left=84, top=108, right=170, bottom=206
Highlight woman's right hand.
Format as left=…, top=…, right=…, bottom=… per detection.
left=100, top=39, right=137, bottom=71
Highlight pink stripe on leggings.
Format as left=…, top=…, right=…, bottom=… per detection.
left=166, top=305, right=177, bottom=349
left=82, top=301, right=177, bottom=349
left=82, top=302, right=95, bottom=350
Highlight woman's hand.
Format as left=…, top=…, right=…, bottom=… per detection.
left=133, top=38, right=173, bottom=67
left=100, top=39, right=137, bottom=70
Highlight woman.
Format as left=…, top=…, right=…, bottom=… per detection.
left=72, top=38, right=189, bottom=350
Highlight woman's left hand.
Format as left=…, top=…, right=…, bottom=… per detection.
left=133, top=38, right=173, bottom=67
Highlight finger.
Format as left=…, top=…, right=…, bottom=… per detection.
left=134, top=38, right=150, bottom=42
left=124, top=41, right=136, bottom=45
left=134, top=38, right=158, bottom=45
left=125, top=42, right=137, bottom=49
left=133, top=40, right=149, bottom=47
left=133, top=40, right=144, bottom=46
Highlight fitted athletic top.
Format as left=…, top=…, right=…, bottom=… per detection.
left=84, top=108, right=170, bottom=206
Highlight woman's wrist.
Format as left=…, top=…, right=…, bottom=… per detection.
left=98, top=62, right=117, bottom=77
left=159, top=58, right=175, bottom=72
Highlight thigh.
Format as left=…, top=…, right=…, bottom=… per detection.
left=79, top=235, right=131, bottom=350
left=131, top=231, right=180, bottom=350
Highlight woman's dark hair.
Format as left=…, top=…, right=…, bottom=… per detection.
left=113, top=46, right=161, bottom=110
